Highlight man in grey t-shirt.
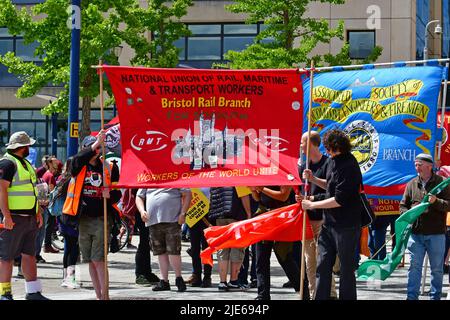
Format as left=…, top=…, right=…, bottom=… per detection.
left=136, top=188, right=192, bottom=292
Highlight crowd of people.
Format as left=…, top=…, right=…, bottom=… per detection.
left=0, top=129, right=449, bottom=300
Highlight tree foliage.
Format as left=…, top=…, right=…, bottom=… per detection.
left=218, top=0, right=382, bottom=69
left=0, top=0, right=191, bottom=139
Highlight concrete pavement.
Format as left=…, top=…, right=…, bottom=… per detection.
left=9, top=238, right=450, bottom=301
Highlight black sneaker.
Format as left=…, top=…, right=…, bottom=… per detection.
left=218, top=282, right=229, bottom=291
left=35, top=255, right=46, bottom=264
left=175, top=277, right=186, bottom=292
left=135, top=275, right=151, bottom=286
left=191, top=277, right=202, bottom=287
left=152, top=280, right=170, bottom=291
left=0, top=293, right=13, bottom=301
left=201, top=276, right=212, bottom=288
left=25, top=292, right=50, bottom=300
left=228, top=280, right=244, bottom=291
left=147, top=273, right=160, bottom=284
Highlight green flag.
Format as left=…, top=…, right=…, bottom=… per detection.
left=357, top=177, right=450, bottom=281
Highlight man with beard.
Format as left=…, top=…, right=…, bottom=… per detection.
left=63, top=131, right=121, bottom=300
left=0, top=131, right=47, bottom=300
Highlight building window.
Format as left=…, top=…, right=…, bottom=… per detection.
left=11, top=1, right=45, bottom=3
left=442, top=0, right=449, bottom=59
left=416, top=0, right=430, bottom=59
left=348, top=30, right=376, bottom=60
left=0, top=28, right=41, bottom=62
left=175, top=22, right=269, bottom=68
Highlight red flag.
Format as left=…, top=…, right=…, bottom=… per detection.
left=200, top=203, right=313, bottom=266
left=103, top=66, right=305, bottom=188
left=438, top=112, right=450, bottom=166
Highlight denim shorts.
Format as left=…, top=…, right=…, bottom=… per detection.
left=149, top=222, right=181, bottom=255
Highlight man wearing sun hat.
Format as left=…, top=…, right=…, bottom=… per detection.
left=0, top=131, right=49, bottom=300
left=400, top=153, right=450, bottom=300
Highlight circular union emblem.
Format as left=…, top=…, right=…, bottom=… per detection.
left=343, top=120, right=379, bottom=174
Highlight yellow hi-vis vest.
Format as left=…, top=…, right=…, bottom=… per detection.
left=2, top=153, right=38, bottom=212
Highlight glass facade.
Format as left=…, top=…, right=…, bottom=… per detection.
left=0, top=108, right=116, bottom=166
left=11, top=1, right=45, bottom=3
left=347, top=30, right=375, bottom=59
left=416, top=0, right=430, bottom=60
left=0, top=28, right=42, bottom=86
left=176, top=22, right=268, bottom=68
left=443, top=0, right=450, bottom=59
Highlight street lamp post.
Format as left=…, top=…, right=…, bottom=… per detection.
left=424, top=20, right=442, bottom=61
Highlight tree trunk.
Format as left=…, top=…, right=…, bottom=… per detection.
left=283, top=10, right=293, bottom=50
left=80, top=95, right=92, bottom=143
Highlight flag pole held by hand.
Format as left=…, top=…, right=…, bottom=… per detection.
left=300, top=61, right=315, bottom=300
left=99, top=60, right=110, bottom=300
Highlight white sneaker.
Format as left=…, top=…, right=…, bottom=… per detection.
left=446, top=288, right=450, bottom=300
left=65, top=276, right=80, bottom=289
left=60, top=279, right=69, bottom=288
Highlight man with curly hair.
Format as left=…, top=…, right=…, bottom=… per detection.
left=301, top=129, right=362, bottom=300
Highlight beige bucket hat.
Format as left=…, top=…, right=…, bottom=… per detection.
left=5, top=131, right=36, bottom=150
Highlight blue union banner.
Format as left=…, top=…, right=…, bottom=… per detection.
left=303, top=66, right=444, bottom=202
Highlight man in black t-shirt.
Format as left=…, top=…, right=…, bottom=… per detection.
left=296, top=131, right=337, bottom=299
left=69, top=132, right=121, bottom=300
left=0, top=131, right=48, bottom=300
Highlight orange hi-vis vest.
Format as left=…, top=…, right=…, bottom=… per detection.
left=63, top=161, right=114, bottom=216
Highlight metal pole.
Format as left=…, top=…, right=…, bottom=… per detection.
left=424, top=20, right=440, bottom=61
left=99, top=61, right=109, bottom=300
left=300, top=61, right=314, bottom=300
left=67, top=0, right=81, bottom=157
left=300, top=58, right=450, bottom=72
left=51, top=113, right=58, bottom=157
left=421, top=255, right=429, bottom=295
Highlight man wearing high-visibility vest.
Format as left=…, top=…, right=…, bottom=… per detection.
left=63, top=130, right=120, bottom=300
left=0, top=131, right=47, bottom=300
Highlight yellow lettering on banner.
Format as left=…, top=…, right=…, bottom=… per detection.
left=185, top=188, right=210, bottom=228
left=235, top=186, right=252, bottom=198
left=310, top=99, right=429, bottom=124
left=370, top=80, right=423, bottom=101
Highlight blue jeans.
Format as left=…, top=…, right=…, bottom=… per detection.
left=407, top=233, right=446, bottom=300
left=35, top=208, right=48, bottom=256
left=368, top=215, right=398, bottom=260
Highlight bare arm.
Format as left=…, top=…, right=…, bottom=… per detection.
left=302, top=197, right=341, bottom=210
left=178, top=190, right=192, bottom=225
left=240, top=195, right=252, bottom=219
left=0, top=179, right=14, bottom=229
left=259, top=186, right=292, bottom=202
left=250, top=187, right=261, bottom=202
left=135, top=194, right=148, bottom=222
left=181, top=190, right=192, bottom=214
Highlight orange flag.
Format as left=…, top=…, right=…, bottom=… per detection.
left=200, top=203, right=313, bottom=266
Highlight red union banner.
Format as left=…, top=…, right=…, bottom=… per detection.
left=438, top=112, right=450, bottom=166
left=103, top=66, right=305, bottom=187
